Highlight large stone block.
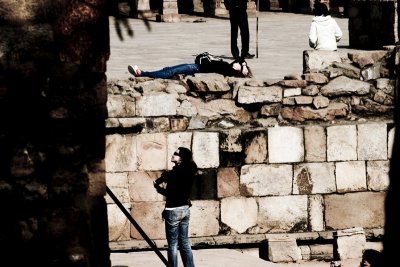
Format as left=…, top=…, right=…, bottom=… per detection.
left=304, top=125, right=326, bottom=162
left=107, top=203, right=131, bottom=242
left=303, top=50, right=343, bottom=73
left=221, top=197, right=258, bottom=234
left=106, top=172, right=130, bottom=204
left=131, top=201, right=166, bottom=240
left=136, top=133, right=167, bottom=171
left=107, top=95, right=135, bottom=118
left=327, top=125, right=357, bottom=161
left=257, top=195, right=308, bottom=233
left=268, top=126, right=304, bottom=163
left=192, top=132, right=219, bottom=168
left=267, top=237, right=302, bottom=262
left=105, top=134, right=137, bottom=172
left=190, top=200, right=220, bottom=237
left=240, top=164, right=292, bottom=196
left=336, top=161, right=367, bottom=193
left=136, top=94, right=177, bottom=116
left=357, top=123, right=387, bottom=160
left=217, top=167, right=240, bottom=198
left=366, top=160, right=390, bottom=191
left=325, top=192, right=385, bottom=229
left=333, top=227, right=366, bottom=260
left=242, top=130, right=268, bottom=164
left=309, top=195, right=324, bottom=231
left=293, top=162, right=336, bottom=194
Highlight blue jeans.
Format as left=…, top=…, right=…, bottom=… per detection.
left=141, top=63, right=200, bottom=79
left=164, top=206, right=195, bottom=267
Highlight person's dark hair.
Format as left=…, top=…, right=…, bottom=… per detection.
left=177, top=147, right=193, bottom=163
left=313, top=2, right=330, bottom=16
left=362, top=249, right=383, bottom=267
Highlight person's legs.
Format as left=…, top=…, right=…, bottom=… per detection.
left=178, top=207, right=195, bottom=267
left=229, top=10, right=240, bottom=59
left=140, top=63, right=200, bottom=79
left=238, top=10, right=250, bottom=59
left=165, top=210, right=180, bottom=267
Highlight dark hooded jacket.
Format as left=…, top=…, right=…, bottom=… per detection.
left=154, top=161, right=197, bottom=208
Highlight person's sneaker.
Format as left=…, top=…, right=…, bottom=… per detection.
left=245, top=52, right=255, bottom=59
left=128, top=65, right=141, bottom=77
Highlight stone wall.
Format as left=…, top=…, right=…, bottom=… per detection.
left=0, top=1, right=110, bottom=266
left=106, top=48, right=396, bottom=260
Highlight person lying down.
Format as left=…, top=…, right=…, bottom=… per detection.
left=128, top=52, right=252, bottom=79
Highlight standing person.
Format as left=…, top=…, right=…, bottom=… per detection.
left=308, top=2, right=342, bottom=51
left=224, top=0, right=255, bottom=60
left=153, top=147, right=198, bottom=267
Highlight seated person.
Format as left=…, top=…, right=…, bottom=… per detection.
left=128, top=52, right=252, bottom=79
left=308, top=2, right=342, bottom=51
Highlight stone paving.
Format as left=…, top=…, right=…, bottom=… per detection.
left=106, top=11, right=350, bottom=81
left=110, top=248, right=361, bottom=267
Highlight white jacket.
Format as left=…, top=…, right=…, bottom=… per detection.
left=309, top=15, right=342, bottom=50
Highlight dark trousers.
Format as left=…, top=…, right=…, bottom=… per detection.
left=229, top=7, right=250, bottom=60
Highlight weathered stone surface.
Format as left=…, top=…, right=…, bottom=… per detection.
left=131, top=201, right=166, bottom=239
left=325, top=192, right=385, bottom=229
left=283, top=87, right=302, bottom=97
left=186, top=74, right=231, bottom=93
left=190, top=200, right=220, bottom=237
left=268, top=238, right=302, bottom=262
left=106, top=172, right=130, bottom=204
left=220, top=128, right=242, bottom=152
left=313, top=95, right=329, bottom=109
left=221, top=197, right=258, bottom=234
left=336, top=161, right=367, bottom=193
left=332, top=62, right=361, bottom=79
left=367, top=160, right=390, bottom=191
left=136, top=133, right=167, bottom=171
left=268, top=126, right=304, bottom=163
left=303, top=73, right=329, bottom=84
left=106, top=134, right=137, bottom=172
left=309, top=195, right=324, bottom=232
left=293, top=163, right=336, bottom=194
left=108, top=203, right=131, bottom=242
left=257, top=195, right=308, bottom=233
left=321, top=76, right=370, bottom=97
left=333, top=227, right=366, bottom=260
left=240, top=164, right=292, bottom=196
left=304, top=125, right=326, bottom=162
left=217, top=167, right=240, bottom=198
left=136, top=93, right=177, bottom=116
left=192, top=132, right=219, bottom=168
left=243, top=130, right=268, bottom=164
left=303, top=50, right=342, bottom=73
left=107, top=95, right=136, bottom=118
left=327, top=125, right=357, bottom=161
left=237, top=85, right=282, bottom=104
left=357, top=123, right=388, bottom=160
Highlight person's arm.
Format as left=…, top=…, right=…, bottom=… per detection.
left=309, top=22, right=317, bottom=48
left=224, top=0, right=232, bottom=10
left=153, top=172, right=168, bottom=196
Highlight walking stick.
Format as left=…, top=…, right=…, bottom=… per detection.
left=256, top=0, right=259, bottom=58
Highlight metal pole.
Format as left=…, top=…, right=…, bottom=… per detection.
left=256, top=0, right=259, bottom=58
left=106, top=186, right=170, bottom=267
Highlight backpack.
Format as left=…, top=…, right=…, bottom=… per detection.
left=195, top=52, right=224, bottom=66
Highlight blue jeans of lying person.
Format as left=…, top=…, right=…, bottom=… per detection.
left=141, top=63, right=200, bottom=79
left=164, top=205, right=195, bottom=267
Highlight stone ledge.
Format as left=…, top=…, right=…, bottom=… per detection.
left=109, top=228, right=383, bottom=251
